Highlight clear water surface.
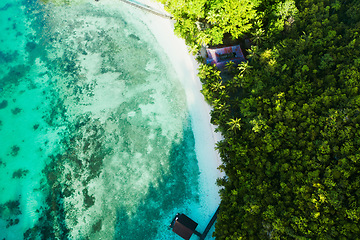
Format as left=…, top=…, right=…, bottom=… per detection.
left=0, top=0, right=218, bottom=239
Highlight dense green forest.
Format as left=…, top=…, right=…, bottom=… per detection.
left=158, top=0, right=360, bottom=239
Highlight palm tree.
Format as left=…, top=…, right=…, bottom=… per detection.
left=211, top=81, right=225, bottom=92
left=251, top=28, right=265, bottom=45
left=247, top=45, right=260, bottom=62
left=300, top=31, right=313, bottom=47
left=227, top=118, right=242, bottom=133
left=331, top=0, right=341, bottom=11
left=238, top=61, right=252, bottom=76
left=225, top=61, right=236, bottom=73
left=206, top=10, right=219, bottom=24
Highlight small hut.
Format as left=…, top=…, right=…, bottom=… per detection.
left=170, top=213, right=199, bottom=240
left=206, top=45, right=246, bottom=70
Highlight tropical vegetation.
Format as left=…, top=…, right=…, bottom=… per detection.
left=159, top=0, right=360, bottom=239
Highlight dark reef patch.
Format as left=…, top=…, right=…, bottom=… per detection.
left=63, top=186, right=73, bottom=198
left=64, top=114, right=109, bottom=182
left=92, top=219, right=102, bottom=233
left=0, top=199, right=22, bottom=217
left=33, top=124, right=40, bottom=130
left=60, top=52, right=81, bottom=78
left=83, top=188, right=95, bottom=208
left=114, top=119, right=200, bottom=240
left=66, top=172, right=72, bottom=181
left=0, top=50, right=19, bottom=64
left=0, top=100, right=8, bottom=109
left=46, top=171, right=57, bottom=184
left=23, top=113, right=109, bottom=238
left=83, top=140, right=90, bottom=152
left=26, top=41, right=37, bottom=52
left=0, top=3, right=12, bottom=11
left=129, top=34, right=140, bottom=41
left=10, top=145, right=20, bottom=156
left=12, top=169, right=29, bottom=179
left=24, top=154, right=70, bottom=239
left=6, top=218, right=20, bottom=228
left=0, top=158, right=6, bottom=167
left=43, top=97, right=66, bottom=126
left=0, top=65, right=30, bottom=87
left=11, top=107, right=22, bottom=115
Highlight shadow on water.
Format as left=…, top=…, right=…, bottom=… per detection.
left=113, top=118, right=200, bottom=240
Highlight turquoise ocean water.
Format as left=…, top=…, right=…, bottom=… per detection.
left=0, top=0, right=215, bottom=239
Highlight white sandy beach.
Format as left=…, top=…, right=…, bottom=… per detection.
left=94, top=0, right=225, bottom=236
left=95, top=2, right=224, bottom=237
left=0, top=0, right=223, bottom=238
left=122, top=0, right=225, bottom=233
left=65, top=0, right=224, bottom=237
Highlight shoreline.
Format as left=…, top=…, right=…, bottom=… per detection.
left=131, top=0, right=224, bottom=219
left=0, top=0, right=223, bottom=238
left=91, top=0, right=224, bottom=236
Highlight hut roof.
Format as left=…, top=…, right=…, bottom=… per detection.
left=171, top=214, right=198, bottom=240
left=206, top=45, right=245, bottom=70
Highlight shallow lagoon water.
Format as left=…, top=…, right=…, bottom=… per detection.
left=0, top=0, right=219, bottom=239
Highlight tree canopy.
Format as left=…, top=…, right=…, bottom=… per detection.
left=160, top=0, right=360, bottom=239
left=158, top=0, right=260, bottom=53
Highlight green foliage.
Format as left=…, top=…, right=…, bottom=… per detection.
left=159, top=0, right=260, bottom=51
left=160, top=0, right=360, bottom=239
